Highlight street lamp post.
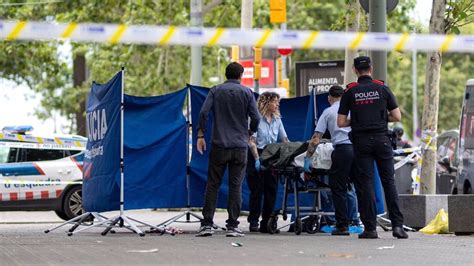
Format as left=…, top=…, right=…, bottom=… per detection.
left=359, top=0, right=399, bottom=82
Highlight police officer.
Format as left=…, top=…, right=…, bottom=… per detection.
left=337, top=56, right=408, bottom=239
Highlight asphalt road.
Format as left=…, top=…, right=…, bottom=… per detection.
left=0, top=210, right=473, bottom=265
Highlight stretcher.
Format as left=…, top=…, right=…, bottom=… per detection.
left=264, top=166, right=335, bottom=235
left=259, top=141, right=335, bottom=235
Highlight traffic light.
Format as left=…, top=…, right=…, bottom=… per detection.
left=253, top=47, right=262, bottom=80
left=270, top=0, right=287, bottom=23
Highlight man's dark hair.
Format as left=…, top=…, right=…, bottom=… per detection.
left=329, top=85, right=344, bottom=98
left=225, top=62, right=244, bottom=80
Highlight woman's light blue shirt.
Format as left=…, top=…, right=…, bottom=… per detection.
left=255, top=115, right=287, bottom=149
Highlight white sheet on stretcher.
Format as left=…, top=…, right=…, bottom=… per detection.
left=293, top=142, right=334, bottom=170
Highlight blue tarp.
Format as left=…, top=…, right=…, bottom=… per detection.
left=279, top=94, right=315, bottom=141
left=123, top=89, right=188, bottom=209
left=83, top=71, right=187, bottom=212
left=315, top=92, right=331, bottom=123
left=83, top=72, right=122, bottom=212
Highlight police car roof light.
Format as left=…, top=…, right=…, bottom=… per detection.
left=2, top=125, right=34, bottom=134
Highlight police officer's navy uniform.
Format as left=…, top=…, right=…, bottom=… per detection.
left=338, top=73, right=405, bottom=234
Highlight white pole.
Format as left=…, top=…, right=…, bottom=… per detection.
left=186, top=89, right=191, bottom=208
left=241, top=0, right=252, bottom=58
left=313, top=87, right=318, bottom=127
left=412, top=50, right=418, bottom=144
left=343, top=0, right=360, bottom=86
left=190, top=0, right=203, bottom=86
left=120, top=67, right=125, bottom=216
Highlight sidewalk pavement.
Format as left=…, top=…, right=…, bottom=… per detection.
left=0, top=210, right=473, bottom=265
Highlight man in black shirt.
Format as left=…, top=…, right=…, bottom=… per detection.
left=196, top=62, right=260, bottom=237
left=337, top=56, right=408, bottom=239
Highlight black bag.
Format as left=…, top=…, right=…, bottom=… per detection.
left=260, top=142, right=308, bottom=168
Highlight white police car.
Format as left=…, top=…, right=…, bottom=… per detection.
left=0, top=126, right=85, bottom=220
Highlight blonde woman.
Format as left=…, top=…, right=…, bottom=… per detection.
left=247, top=92, right=289, bottom=233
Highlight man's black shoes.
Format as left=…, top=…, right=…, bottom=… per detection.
left=249, top=224, right=259, bottom=232
left=331, top=227, right=350, bottom=236
left=392, top=227, right=409, bottom=239
left=357, top=228, right=408, bottom=239
left=358, top=230, right=378, bottom=239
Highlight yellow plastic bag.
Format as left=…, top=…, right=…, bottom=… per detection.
left=419, top=208, right=449, bottom=234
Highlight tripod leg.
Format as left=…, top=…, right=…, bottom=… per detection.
left=45, top=213, right=87, bottom=233
left=94, top=213, right=109, bottom=222
left=68, top=213, right=93, bottom=233
left=128, top=216, right=170, bottom=235
left=121, top=216, right=145, bottom=236
left=101, top=217, right=121, bottom=236
left=155, top=212, right=186, bottom=227
left=68, top=215, right=115, bottom=236
left=188, top=212, right=203, bottom=220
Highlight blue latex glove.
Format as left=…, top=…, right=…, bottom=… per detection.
left=303, top=157, right=312, bottom=172
left=255, top=159, right=261, bottom=171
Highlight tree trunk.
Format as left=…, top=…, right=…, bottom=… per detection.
left=73, top=53, right=87, bottom=137
left=420, top=0, right=446, bottom=194
left=343, top=0, right=360, bottom=85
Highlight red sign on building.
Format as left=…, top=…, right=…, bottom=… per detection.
left=239, top=59, right=275, bottom=88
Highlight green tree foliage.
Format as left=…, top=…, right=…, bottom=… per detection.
left=0, top=0, right=472, bottom=136
left=445, top=0, right=474, bottom=34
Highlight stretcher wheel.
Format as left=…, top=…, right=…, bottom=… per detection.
left=267, top=216, right=279, bottom=234
left=294, top=217, right=302, bottom=235
left=303, top=215, right=321, bottom=234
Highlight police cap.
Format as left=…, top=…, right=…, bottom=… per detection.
left=354, top=56, right=371, bottom=69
